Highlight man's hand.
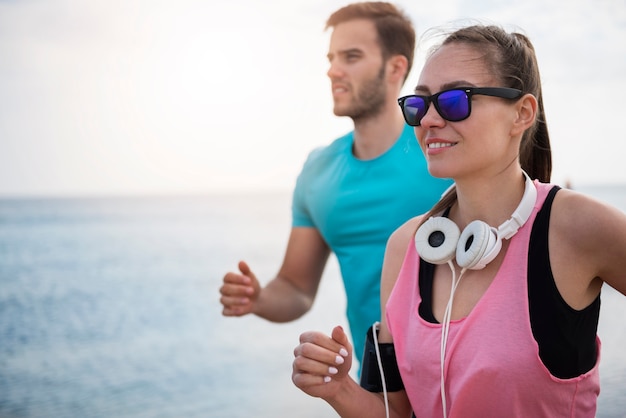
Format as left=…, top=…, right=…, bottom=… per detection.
left=219, top=261, right=261, bottom=316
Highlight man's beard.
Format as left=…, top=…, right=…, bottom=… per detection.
left=338, top=65, right=387, bottom=122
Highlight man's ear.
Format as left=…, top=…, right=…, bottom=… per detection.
left=386, top=54, right=409, bottom=83
left=511, top=93, right=538, bottom=136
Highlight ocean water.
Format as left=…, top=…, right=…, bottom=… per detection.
left=0, top=185, right=625, bottom=418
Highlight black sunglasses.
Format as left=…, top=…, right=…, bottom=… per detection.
left=397, top=87, right=524, bottom=127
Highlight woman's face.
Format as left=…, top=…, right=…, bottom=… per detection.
left=414, top=43, right=521, bottom=181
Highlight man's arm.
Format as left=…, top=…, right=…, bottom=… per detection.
left=220, top=226, right=331, bottom=322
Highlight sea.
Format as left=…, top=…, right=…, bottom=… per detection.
left=1, top=185, right=625, bottom=418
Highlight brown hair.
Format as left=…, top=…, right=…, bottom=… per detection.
left=421, top=24, right=552, bottom=222
left=325, top=2, right=415, bottom=81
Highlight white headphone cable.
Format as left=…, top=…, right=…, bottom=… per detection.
left=372, top=321, right=390, bottom=418
left=440, top=261, right=467, bottom=418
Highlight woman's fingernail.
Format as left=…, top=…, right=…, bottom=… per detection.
left=324, top=376, right=332, bottom=383
left=328, top=366, right=338, bottom=375
left=335, top=355, right=344, bottom=365
left=339, top=348, right=349, bottom=357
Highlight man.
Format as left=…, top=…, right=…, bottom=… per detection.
left=219, top=2, right=451, bottom=364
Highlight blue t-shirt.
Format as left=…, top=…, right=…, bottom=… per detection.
left=292, top=124, right=452, bottom=363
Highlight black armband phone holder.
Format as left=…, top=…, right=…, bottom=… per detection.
left=359, top=324, right=404, bottom=392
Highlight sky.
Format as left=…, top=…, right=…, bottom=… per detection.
left=0, top=0, right=625, bottom=197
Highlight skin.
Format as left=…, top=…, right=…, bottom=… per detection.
left=291, top=42, right=626, bottom=417
left=219, top=18, right=409, bottom=324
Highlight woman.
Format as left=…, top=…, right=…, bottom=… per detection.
left=291, top=23, right=626, bottom=417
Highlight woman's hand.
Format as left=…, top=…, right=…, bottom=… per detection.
left=292, top=325, right=353, bottom=400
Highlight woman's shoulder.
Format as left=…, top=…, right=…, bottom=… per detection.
left=550, top=187, right=626, bottom=266
left=551, top=187, right=620, bottom=237
left=550, top=186, right=626, bottom=300
left=383, top=215, right=426, bottom=266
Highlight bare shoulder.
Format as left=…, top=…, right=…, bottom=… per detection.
left=386, top=215, right=424, bottom=254
left=551, top=188, right=626, bottom=244
left=551, top=187, right=626, bottom=294
left=380, top=215, right=424, bottom=294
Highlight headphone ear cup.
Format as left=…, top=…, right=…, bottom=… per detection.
left=414, top=217, right=461, bottom=265
left=456, top=220, right=502, bottom=270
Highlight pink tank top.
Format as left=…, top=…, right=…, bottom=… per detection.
left=386, top=181, right=600, bottom=417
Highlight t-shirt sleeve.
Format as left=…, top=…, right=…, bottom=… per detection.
left=291, top=151, right=318, bottom=228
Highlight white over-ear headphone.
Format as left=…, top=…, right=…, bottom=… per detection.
left=414, top=172, right=537, bottom=270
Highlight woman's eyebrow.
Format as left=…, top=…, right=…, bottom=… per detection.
left=414, top=80, right=477, bottom=94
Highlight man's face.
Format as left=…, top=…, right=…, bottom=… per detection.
left=326, top=19, right=387, bottom=121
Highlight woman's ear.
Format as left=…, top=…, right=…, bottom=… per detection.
left=511, top=93, right=538, bottom=136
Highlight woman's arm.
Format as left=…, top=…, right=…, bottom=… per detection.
left=550, top=190, right=626, bottom=308
left=291, top=217, right=421, bottom=418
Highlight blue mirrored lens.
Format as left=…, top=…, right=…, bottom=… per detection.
left=403, top=96, right=427, bottom=125
left=437, top=90, right=469, bottom=121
